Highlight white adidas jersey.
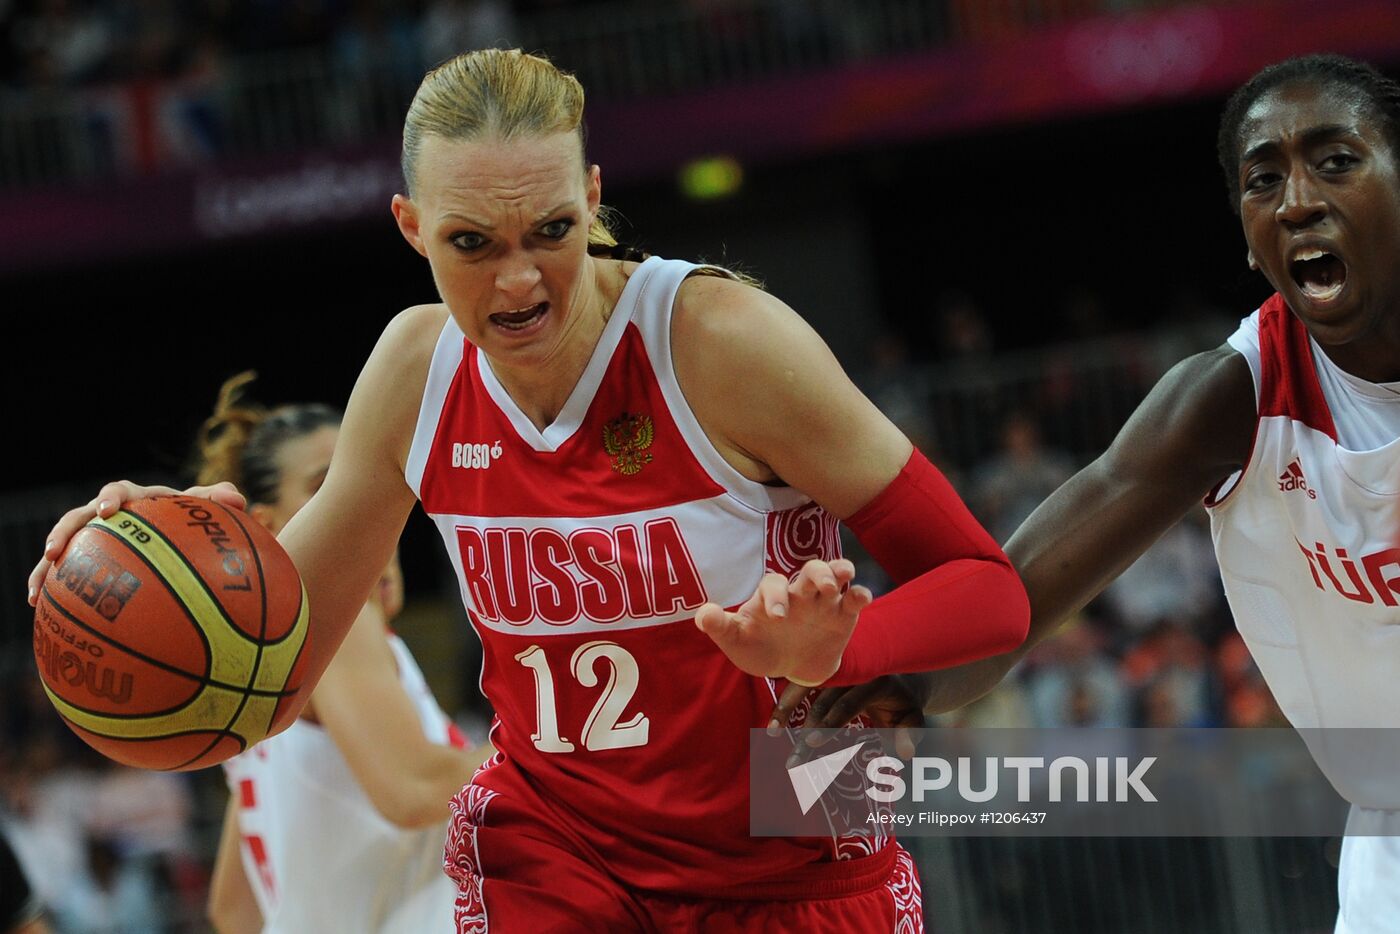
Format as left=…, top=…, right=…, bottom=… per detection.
left=1208, top=296, right=1400, bottom=934
left=221, top=634, right=461, bottom=934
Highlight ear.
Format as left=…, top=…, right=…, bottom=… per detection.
left=392, top=194, right=429, bottom=258
left=585, top=164, right=602, bottom=221
left=1246, top=249, right=1258, bottom=271
left=249, top=503, right=281, bottom=535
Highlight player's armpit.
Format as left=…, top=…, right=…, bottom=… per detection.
left=309, top=600, right=479, bottom=830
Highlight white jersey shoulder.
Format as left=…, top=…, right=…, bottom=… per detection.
left=221, top=634, right=457, bottom=934
left=1208, top=300, right=1400, bottom=810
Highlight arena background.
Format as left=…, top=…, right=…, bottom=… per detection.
left=3, top=0, right=1398, bottom=930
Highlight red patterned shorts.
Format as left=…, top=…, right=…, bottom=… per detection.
left=442, top=774, right=924, bottom=933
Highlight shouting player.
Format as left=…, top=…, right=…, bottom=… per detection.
left=31, top=49, right=1030, bottom=931
left=778, top=54, right=1400, bottom=934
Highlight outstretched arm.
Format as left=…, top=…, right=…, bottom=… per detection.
left=772, top=343, right=1257, bottom=726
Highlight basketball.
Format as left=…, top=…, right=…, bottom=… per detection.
left=32, top=495, right=309, bottom=771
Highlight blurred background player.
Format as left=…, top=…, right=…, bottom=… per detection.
left=194, top=373, right=489, bottom=934
left=784, top=53, right=1400, bottom=934
left=0, top=828, right=47, bottom=934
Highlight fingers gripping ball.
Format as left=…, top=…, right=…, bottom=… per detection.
left=32, top=496, right=309, bottom=771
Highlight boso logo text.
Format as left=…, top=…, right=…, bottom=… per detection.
left=453, top=441, right=503, bottom=470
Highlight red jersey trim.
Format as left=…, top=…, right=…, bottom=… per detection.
left=1257, top=293, right=1339, bottom=442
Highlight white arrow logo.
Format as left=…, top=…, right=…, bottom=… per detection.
left=786, top=741, right=868, bottom=815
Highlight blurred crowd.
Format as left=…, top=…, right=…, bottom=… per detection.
left=0, top=0, right=542, bottom=91
left=0, top=673, right=206, bottom=932
left=0, top=0, right=1228, bottom=93
left=0, top=0, right=1259, bottom=191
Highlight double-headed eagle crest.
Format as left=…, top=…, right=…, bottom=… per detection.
left=603, top=411, right=655, bottom=475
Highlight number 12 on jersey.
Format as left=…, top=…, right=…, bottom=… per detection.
left=515, top=641, right=650, bottom=753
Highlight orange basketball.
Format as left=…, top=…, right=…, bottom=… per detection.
left=32, top=495, right=309, bottom=771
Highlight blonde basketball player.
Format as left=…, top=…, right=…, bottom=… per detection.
left=28, top=49, right=1033, bottom=931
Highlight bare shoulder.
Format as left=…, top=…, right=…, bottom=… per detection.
left=364, top=303, right=451, bottom=391
left=672, top=273, right=822, bottom=368
left=378, top=303, right=452, bottom=362
left=1151, top=343, right=1255, bottom=436
left=346, top=303, right=453, bottom=473
left=1109, top=342, right=1256, bottom=480
left=1170, top=342, right=1254, bottom=397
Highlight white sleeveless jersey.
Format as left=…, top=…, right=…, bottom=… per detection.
left=221, top=634, right=463, bottom=934
left=1211, top=295, right=1400, bottom=934
left=1207, top=294, right=1400, bottom=810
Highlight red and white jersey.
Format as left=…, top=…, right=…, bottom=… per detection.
left=406, top=256, right=887, bottom=897
left=221, top=635, right=463, bottom=934
left=1208, top=294, right=1400, bottom=810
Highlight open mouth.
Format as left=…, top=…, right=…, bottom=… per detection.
left=1289, top=249, right=1347, bottom=303
left=489, top=302, right=549, bottom=331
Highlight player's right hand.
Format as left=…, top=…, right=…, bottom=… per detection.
left=27, top=480, right=246, bottom=606
left=696, top=558, right=871, bottom=687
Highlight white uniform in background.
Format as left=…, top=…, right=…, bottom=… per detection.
left=221, top=635, right=465, bottom=934
left=1208, top=295, right=1400, bottom=934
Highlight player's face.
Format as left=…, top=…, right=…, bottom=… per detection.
left=393, top=132, right=602, bottom=367
left=260, top=425, right=339, bottom=533
left=1235, top=82, right=1400, bottom=357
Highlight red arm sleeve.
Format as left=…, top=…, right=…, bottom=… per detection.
left=825, top=449, right=1030, bottom=686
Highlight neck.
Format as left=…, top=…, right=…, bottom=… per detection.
left=1314, top=308, right=1400, bottom=383
left=489, top=257, right=617, bottom=430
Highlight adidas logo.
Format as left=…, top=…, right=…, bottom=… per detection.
left=1278, top=459, right=1317, bottom=499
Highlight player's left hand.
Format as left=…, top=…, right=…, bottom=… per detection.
left=695, top=558, right=871, bottom=687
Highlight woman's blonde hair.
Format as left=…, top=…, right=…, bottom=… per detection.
left=402, top=48, right=761, bottom=286
left=401, top=48, right=618, bottom=251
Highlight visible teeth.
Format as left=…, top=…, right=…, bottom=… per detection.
left=491, top=302, right=545, bottom=330
left=1295, top=248, right=1329, bottom=262
left=1302, top=280, right=1344, bottom=301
